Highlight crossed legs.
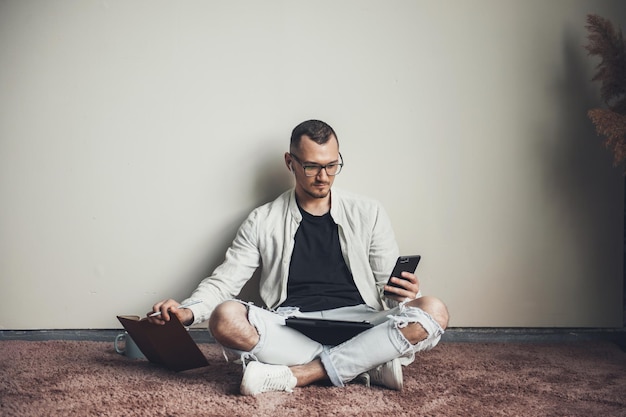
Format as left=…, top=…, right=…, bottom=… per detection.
left=208, top=297, right=449, bottom=388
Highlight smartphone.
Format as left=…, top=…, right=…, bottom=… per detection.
left=383, top=255, right=421, bottom=296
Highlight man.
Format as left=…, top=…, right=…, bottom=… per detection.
left=148, top=120, right=449, bottom=395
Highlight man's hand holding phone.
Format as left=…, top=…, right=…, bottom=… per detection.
left=384, top=271, right=420, bottom=301
left=383, top=255, right=421, bottom=302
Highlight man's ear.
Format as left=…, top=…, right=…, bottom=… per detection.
left=285, top=152, right=294, bottom=173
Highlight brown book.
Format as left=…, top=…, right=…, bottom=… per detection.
left=116, top=315, right=210, bottom=372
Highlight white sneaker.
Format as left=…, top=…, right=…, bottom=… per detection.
left=240, top=361, right=298, bottom=396
left=365, top=358, right=403, bottom=390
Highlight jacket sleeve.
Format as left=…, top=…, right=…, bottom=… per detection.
left=367, top=202, right=401, bottom=308
left=182, top=210, right=262, bottom=325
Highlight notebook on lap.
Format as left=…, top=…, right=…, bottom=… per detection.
left=285, top=317, right=373, bottom=345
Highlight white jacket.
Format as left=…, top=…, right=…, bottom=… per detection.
left=184, top=187, right=400, bottom=325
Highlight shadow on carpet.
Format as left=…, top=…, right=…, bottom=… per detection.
left=1, top=340, right=625, bottom=416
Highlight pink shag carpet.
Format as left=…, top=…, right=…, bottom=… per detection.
left=1, top=340, right=625, bottom=416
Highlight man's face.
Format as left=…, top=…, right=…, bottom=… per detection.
left=288, top=135, right=340, bottom=200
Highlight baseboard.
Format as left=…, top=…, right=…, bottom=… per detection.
left=2, top=327, right=625, bottom=347
left=442, top=327, right=626, bottom=345
left=0, top=328, right=213, bottom=343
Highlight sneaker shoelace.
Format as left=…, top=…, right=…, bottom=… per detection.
left=260, top=367, right=295, bottom=393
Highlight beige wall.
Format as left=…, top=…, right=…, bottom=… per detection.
left=1, top=0, right=624, bottom=329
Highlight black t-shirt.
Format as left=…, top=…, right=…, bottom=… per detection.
left=281, top=206, right=365, bottom=312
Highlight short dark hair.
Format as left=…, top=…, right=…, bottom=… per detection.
left=290, top=120, right=338, bottom=152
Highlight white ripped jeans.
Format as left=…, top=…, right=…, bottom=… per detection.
left=222, top=301, right=444, bottom=387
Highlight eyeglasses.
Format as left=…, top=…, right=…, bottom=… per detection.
left=289, top=152, right=344, bottom=177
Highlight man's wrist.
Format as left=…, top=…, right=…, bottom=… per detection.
left=180, top=309, right=195, bottom=326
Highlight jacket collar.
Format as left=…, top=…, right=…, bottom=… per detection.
left=287, top=187, right=346, bottom=226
